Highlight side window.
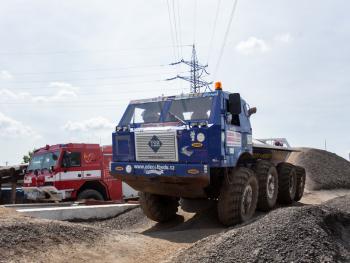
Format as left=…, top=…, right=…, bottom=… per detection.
left=69, top=152, right=81, bottom=167
left=62, top=152, right=81, bottom=167
left=226, top=100, right=240, bottom=126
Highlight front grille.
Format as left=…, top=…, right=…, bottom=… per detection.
left=135, top=131, right=178, bottom=162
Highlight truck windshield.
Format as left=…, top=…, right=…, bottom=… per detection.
left=27, top=151, right=59, bottom=171
left=165, top=96, right=213, bottom=122
left=121, top=101, right=165, bottom=125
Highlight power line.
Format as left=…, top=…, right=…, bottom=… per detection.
left=7, top=64, right=168, bottom=76
left=193, top=0, right=197, bottom=44
left=172, top=0, right=180, bottom=60
left=0, top=85, right=181, bottom=96
left=214, top=0, right=239, bottom=78
left=166, top=0, right=178, bottom=61
left=176, top=0, right=183, bottom=58
left=1, top=71, right=185, bottom=85
left=207, top=0, right=222, bottom=64
left=0, top=80, right=163, bottom=90
left=0, top=45, right=190, bottom=56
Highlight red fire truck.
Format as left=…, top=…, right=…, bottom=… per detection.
left=23, top=143, right=137, bottom=202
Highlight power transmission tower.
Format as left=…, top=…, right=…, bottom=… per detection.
left=166, top=44, right=212, bottom=93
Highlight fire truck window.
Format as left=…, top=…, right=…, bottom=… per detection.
left=62, top=152, right=81, bottom=167
left=69, top=152, right=81, bottom=167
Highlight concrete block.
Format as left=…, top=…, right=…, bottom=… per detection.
left=16, top=203, right=139, bottom=221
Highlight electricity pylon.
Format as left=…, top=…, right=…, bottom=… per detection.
left=166, top=44, right=212, bottom=93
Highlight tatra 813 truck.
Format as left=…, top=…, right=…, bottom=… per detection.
left=23, top=143, right=137, bottom=202
left=110, top=82, right=305, bottom=226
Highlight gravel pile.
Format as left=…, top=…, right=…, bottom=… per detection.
left=0, top=208, right=106, bottom=262
left=170, top=196, right=350, bottom=263
left=84, top=207, right=151, bottom=231
left=324, top=195, right=350, bottom=213
left=288, top=148, right=350, bottom=190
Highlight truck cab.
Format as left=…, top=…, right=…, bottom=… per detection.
left=111, top=88, right=254, bottom=197
left=111, top=84, right=305, bottom=226
left=23, top=143, right=137, bottom=202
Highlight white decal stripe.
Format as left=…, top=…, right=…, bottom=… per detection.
left=83, top=170, right=101, bottom=179
left=57, top=170, right=101, bottom=181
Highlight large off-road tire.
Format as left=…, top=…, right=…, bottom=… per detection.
left=139, top=192, right=179, bottom=223
left=294, top=166, right=306, bottom=201
left=77, top=189, right=104, bottom=201
left=254, top=160, right=278, bottom=211
left=217, top=168, right=259, bottom=226
left=277, top=162, right=297, bottom=204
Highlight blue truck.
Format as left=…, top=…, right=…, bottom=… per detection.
left=110, top=82, right=306, bottom=226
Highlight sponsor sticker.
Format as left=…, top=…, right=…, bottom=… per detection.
left=187, top=169, right=200, bottom=175
left=226, top=131, right=242, bottom=147
left=115, top=166, right=124, bottom=171
left=192, top=142, right=203, bottom=148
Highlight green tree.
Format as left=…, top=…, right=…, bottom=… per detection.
left=23, top=150, right=35, bottom=164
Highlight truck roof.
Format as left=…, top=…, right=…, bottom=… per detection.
left=129, top=91, right=219, bottom=104
left=34, top=143, right=109, bottom=154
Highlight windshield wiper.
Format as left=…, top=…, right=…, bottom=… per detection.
left=168, top=111, right=186, bottom=125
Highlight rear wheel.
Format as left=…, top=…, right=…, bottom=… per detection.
left=277, top=162, right=297, bottom=204
left=294, top=166, right=306, bottom=201
left=77, top=189, right=104, bottom=201
left=139, top=192, right=179, bottom=223
left=254, top=160, right=278, bottom=211
left=217, top=168, right=259, bottom=226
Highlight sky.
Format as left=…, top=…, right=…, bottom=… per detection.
left=0, top=0, right=349, bottom=165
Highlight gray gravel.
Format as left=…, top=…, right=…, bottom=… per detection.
left=170, top=196, right=350, bottom=263
left=0, top=212, right=106, bottom=262
left=84, top=207, right=151, bottom=231
left=288, top=148, right=350, bottom=190
left=324, top=195, right=350, bottom=213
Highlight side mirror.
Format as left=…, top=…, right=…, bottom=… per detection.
left=52, top=154, right=58, bottom=161
left=49, top=166, right=55, bottom=173
left=228, top=93, right=241, bottom=115
left=248, top=107, right=257, bottom=117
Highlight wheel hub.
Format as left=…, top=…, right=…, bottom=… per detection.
left=241, top=184, right=253, bottom=216
left=266, top=173, right=275, bottom=199
left=299, top=176, right=304, bottom=192
left=289, top=173, right=295, bottom=195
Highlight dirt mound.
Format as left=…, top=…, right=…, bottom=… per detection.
left=85, top=207, right=153, bottom=231
left=170, top=197, right=350, bottom=263
left=0, top=208, right=106, bottom=262
left=324, top=195, right=350, bottom=213
left=288, top=148, right=350, bottom=190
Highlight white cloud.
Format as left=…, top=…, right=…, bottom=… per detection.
left=63, top=117, right=114, bottom=132
left=0, top=112, right=38, bottom=138
left=0, top=70, right=13, bottom=80
left=275, top=33, right=293, bottom=43
left=236, top=37, right=270, bottom=55
left=0, top=82, right=79, bottom=103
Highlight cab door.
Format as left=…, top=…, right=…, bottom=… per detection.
left=60, top=151, right=84, bottom=182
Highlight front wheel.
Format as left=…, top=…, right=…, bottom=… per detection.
left=217, top=168, right=259, bottom=226
left=139, top=192, right=179, bottom=223
left=77, top=189, right=104, bottom=201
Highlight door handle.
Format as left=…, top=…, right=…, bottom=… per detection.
left=77, top=174, right=81, bottom=177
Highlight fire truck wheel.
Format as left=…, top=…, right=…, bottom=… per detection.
left=77, top=189, right=104, bottom=201
left=139, top=192, right=179, bottom=223
left=253, top=160, right=278, bottom=211
left=294, top=166, right=306, bottom=201
left=277, top=162, right=297, bottom=204
left=218, top=167, right=258, bottom=226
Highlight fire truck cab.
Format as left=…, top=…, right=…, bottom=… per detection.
left=23, top=143, right=137, bottom=202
